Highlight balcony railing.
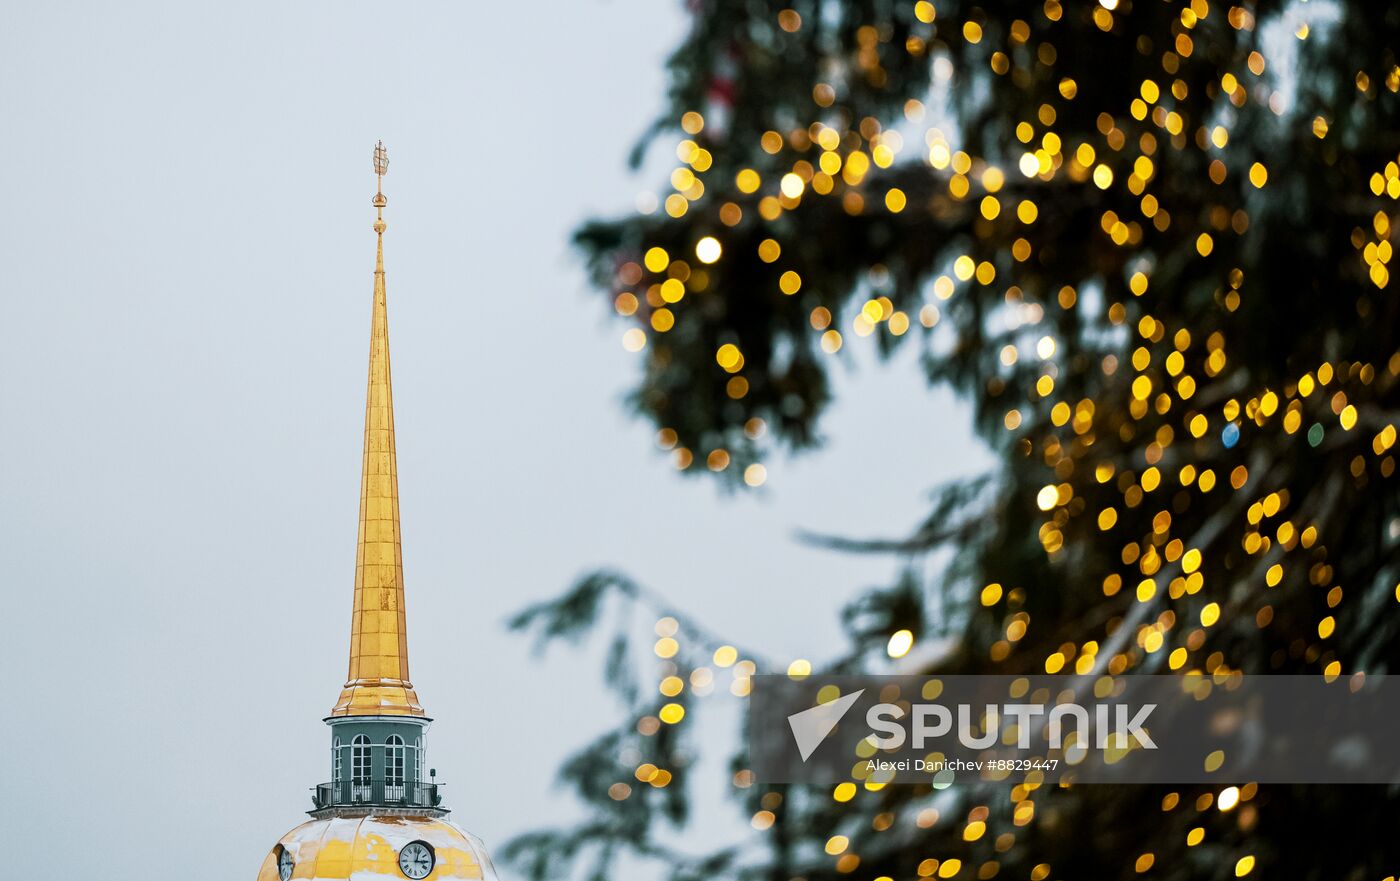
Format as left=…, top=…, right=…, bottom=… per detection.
left=312, top=778, right=443, bottom=810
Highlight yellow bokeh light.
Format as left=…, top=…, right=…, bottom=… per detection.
left=741, top=462, right=767, bottom=487
left=1218, top=786, right=1240, bottom=810
left=644, top=247, right=669, bottom=273
left=659, top=702, right=686, bottom=724
left=779, top=270, right=803, bottom=295
left=695, top=236, right=722, bottom=264
left=660, top=278, right=685, bottom=303
left=887, top=629, right=915, bottom=658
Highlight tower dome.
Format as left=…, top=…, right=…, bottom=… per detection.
left=257, top=817, right=496, bottom=881
left=257, top=143, right=496, bottom=881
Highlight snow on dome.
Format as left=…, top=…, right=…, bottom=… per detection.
left=257, top=815, right=498, bottom=881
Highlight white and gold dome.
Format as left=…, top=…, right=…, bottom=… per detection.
left=257, top=143, right=496, bottom=881
left=257, top=817, right=496, bottom=881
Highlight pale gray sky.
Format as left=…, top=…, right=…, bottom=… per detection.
left=0, top=3, right=988, bottom=877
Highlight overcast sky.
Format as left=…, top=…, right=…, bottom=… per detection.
left=0, top=3, right=989, bottom=877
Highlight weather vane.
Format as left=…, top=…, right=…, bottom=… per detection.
left=373, top=140, right=389, bottom=181
left=372, top=140, right=388, bottom=233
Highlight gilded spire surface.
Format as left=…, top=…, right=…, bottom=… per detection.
left=330, top=142, right=424, bottom=718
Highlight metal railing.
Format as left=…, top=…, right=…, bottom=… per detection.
left=312, top=778, right=442, bottom=809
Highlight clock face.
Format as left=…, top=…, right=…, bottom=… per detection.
left=398, top=841, right=435, bottom=880
left=277, top=847, right=294, bottom=881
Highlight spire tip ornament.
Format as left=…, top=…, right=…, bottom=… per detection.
left=373, top=139, right=389, bottom=177
left=372, top=140, right=388, bottom=231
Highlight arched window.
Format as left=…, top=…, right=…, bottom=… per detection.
left=332, top=737, right=342, bottom=782
left=414, top=736, right=424, bottom=784
left=351, top=735, right=371, bottom=801
left=386, top=735, right=405, bottom=800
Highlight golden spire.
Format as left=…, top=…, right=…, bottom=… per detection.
left=330, top=142, right=425, bottom=718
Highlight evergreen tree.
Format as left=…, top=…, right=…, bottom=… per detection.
left=505, top=1, right=1400, bottom=879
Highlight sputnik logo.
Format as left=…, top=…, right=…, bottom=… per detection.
left=787, top=689, right=865, bottom=761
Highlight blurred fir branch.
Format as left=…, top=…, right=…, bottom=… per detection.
left=506, top=0, right=1400, bottom=879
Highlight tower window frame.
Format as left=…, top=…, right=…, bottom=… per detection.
left=386, top=734, right=406, bottom=800
left=351, top=734, right=371, bottom=802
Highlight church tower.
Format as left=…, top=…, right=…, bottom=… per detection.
left=258, top=144, right=496, bottom=881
